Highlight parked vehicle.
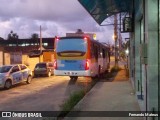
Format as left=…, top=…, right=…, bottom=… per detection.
left=54, top=36, right=110, bottom=80
left=0, top=64, right=32, bottom=89
left=34, top=62, right=54, bottom=77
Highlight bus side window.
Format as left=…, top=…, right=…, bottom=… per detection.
left=94, top=45, right=98, bottom=61
left=91, top=43, right=94, bottom=58
left=102, top=48, right=105, bottom=58
left=98, top=46, right=101, bottom=58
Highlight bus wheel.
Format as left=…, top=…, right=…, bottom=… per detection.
left=97, top=66, right=101, bottom=78
left=91, top=76, right=97, bottom=80
left=70, top=76, right=78, bottom=80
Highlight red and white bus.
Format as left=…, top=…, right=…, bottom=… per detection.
left=54, top=36, right=110, bottom=80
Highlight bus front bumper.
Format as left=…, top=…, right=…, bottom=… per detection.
left=54, top=70, right=91, bottom=77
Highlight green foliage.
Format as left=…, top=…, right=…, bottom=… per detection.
left=104, top=72, right=114, bottom=78
left=61, top=90, right=85, bottom=112
left=119, top=51, right=126, bottom=60
left=31, top=33, right=39, bottom=39
left=110, top=66, right=121, bottom=73
left=7, top=30, right=19, bottom=40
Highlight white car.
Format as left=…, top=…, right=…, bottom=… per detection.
left=0, top=64, right=32, bottom=89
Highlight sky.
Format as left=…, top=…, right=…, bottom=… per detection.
left=0, top=0, right=126, bottom=44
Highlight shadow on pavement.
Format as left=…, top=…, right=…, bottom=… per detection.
left=100, top=69, right=128, bottom=82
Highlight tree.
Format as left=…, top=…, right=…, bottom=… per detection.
left=7, top=30, right=19, bottom=40
left=31, top=33, right=39, bottom=39
left=31, top=33, right=39, bottom=46
left=76, top=29, right=84, bottom=34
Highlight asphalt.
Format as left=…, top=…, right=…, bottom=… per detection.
left=63, top=57, right=143, bottom=120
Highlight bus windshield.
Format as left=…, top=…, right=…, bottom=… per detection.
left=56, top=38, right=87, bottom=53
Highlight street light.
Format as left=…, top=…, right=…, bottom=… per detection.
left=125, top=48, right=129, bottom=68
left=125, top=48, right=129, bottom=55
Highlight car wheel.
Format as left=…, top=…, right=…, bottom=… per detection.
left=47, top=71, right=51, bottom=77
left=26, top=76, right=32, bottom=84
left=4, top=80, right=12, bottom=89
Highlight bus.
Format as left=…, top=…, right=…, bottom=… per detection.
left=54, top=36, right=110, bottom=80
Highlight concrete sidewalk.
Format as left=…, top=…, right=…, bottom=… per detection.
left=64, top=62, right=143, bottom=120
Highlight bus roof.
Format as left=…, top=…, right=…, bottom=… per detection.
left=56, top=36, right=109, bottom=50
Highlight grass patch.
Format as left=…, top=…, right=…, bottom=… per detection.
left=62, top=90, right=85, bottom=111
left=100, top=66, right=122, bottom=80
left=59, top=90, right=85, bottom=117
left=110, top=66, right=121, bottom=73
left=104, top=72, right=114, bottom=78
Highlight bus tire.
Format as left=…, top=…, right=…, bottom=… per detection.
left=70, top=76, right=78, bottom=80
left=97, top=66, right=101, bottom=78
left=91, top=76, right=97, bottom=80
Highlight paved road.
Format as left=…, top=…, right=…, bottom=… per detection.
left=0, top=76, right=93, bottom=112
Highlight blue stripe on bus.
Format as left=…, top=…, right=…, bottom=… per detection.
left=57, top=60, right=85, bottom=71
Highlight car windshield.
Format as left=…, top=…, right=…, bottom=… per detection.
left=0, top=66, right=12, bottom=73
left=35, top=64, right=46, bottom=69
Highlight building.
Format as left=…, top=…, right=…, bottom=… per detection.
left=130, top=0, right=159, bottom=115
left=78, top=0, right=159, bottom=119
left=0, top=37, right=55, bottom=71
left=0, top=38, right=54, bottom=49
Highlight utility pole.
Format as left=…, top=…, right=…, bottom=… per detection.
left=114, top=14, right=118, bottom=67
left=39, top=25, right=42, bottom=62
left=40, top=25, right=42, bottom=53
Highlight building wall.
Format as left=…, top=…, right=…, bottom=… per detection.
left=132, top=0, right=159, bottom=119
left=145, top=0, right=159, bottom=113
left=134, top=19, right=144, bottom=102
left=0, top=46, right=41, bottom=71
left=4, top=53, right=10, bottom=65
left=134, top=2, right=147, bottom=111
left=10, top=52, right=22, bottom=64
left=0, top=46, right=49, bottom=72
left=0, top=47, right=4, bottom=65
left=0, top=51, right=3, bottom=65
left=22, top=55, right=40, bottom=71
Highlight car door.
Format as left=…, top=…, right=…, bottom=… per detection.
left=20, top=64, right=29, bottom=81
left=11, top=65, right=22, bottom=84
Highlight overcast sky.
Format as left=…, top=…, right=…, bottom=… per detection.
left=0, top=0, right=119, bottom=44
